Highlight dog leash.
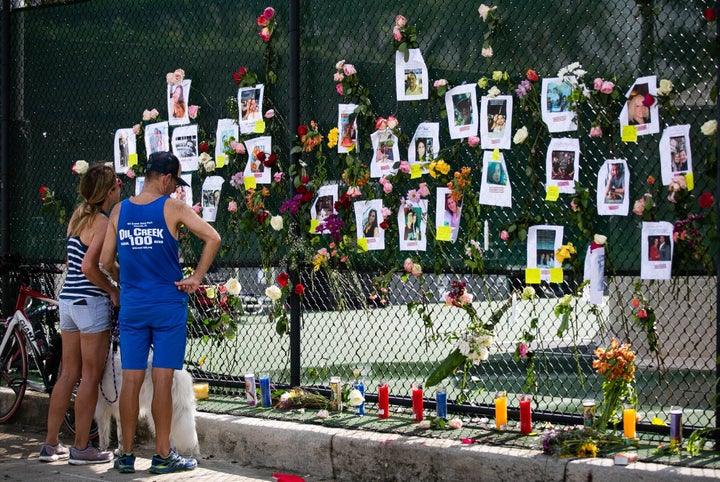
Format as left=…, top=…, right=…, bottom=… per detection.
left=99, top=306, right=120, bottom=404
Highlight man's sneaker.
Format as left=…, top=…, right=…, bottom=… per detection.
left=114, top=452, right=136, bottom=473
left=68, top=445, right=114, bottom=465
left=149, top=449, right=197, bottom=474
left=38, top=442, right=70, bottom=462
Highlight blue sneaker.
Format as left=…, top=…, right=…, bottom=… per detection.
left=149, top=448, right=197, bottom=474
left=113, top=452, right=136, bottom=473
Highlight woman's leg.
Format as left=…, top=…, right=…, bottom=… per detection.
left=73, top=329, right=110, bottom=449
left=45, top=330, right=81, bottom=445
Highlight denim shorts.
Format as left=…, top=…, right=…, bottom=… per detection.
left=59, top=296, right=113, bottom=334
left=118, top=301, right=188, bottom=370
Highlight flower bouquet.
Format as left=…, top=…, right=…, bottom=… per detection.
left=592, top=339, right=637, bottom=432
left=542, top=425, right=629, bottom=458
left=275, top=387, right=328, bottom=410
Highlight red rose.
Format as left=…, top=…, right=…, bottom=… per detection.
left=277, top=272, right=289, bottom=288
left=699, top=192, right=714, bottom=209
left=301, top=175, right=309, bottom=184
left=255, top=151, right=266, bottom=163
left=631, top=298, right=640, bottom=308
left=705, top=8, right=716, bottom=22
left=642, top=94, right=655, bottom=108
left=263, top=153, right=277, bottom=168
left=254, top=211, right=268, bottom=224
left=233, top=67, right=247, bottom=86
left=301, top=191, right=313, bottom=203
left=295, top=184, right=308, bottom=194
left=379, top=221, right=388, bottom=230
left=39, top=186, right=48, bottom=201
left=199, top=141, right=209, bottom=153
left=257, top=15, right=269, bottom=26
left=636, top=309, right=647, bottom=319
left=297, top=125, right=309, bottom=136
left=526, top=69, right=539, bottom=82
left=294, top=283, right=305, bottom=295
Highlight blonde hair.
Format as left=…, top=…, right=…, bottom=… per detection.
left=67, top=164, right=116, bottom=237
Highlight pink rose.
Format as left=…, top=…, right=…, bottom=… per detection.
left=381, top=207, right=392, bottom=218
left=433, top=79, right=448, bottom=88
left=600, top=81, right=614, bottom=94
left=589, top=126, right=603, bottom=137
left=259, top=27, right=271, bottom=42
left=393, top=27, right=403, bottom=42
left=264, top=109, right=275, bottom=118
left=333, top=72, right=344, bottom=82
left=273, top=172, right=284, bottom=183
left=166, top=72, right=176, bottom=84
left=403, top=258, right=413, bottom=272
left=632, top=198, right=646, bottom=215
left=173, top=69, right=185, bottom=83
left=188, top=105, right=199, bottom=119
left=335, top=59, right=345, bottom=70
left=460, top=292, right=473, bottom=304
left=230, top=141, right=246, bottom=154
left=346, top=186, right=362, bottom=197
left=395, top=15, right=407, bottom=28
left=125, top=168, right=136, bottom=179
left=500, top=230, right=510, bottom=241
left=142, top=109, right=153, bottom=121
left=468, top=136, right=480, bottom=147
left=448, top=418, right=463, bottom=430
left=375, top=117, right=388, bottom=131
left=411, top=263, right=422, bottom=277
left=417, top=182, right=430, bottom=198
left=518, top=343, right=529, bottom=359
left=336, top=84, right=344, bottom=96
left=228, top=201, right=238, bottom=213
left=263, top=7, right=275, bottom=19
left=593, top=78, right=603, bottom=90
left=386, top=116, right=398, bottom=129
left=399, top=161, right=411, bottom=174
left=132, top=124, right=141, bottom=135
left=192, top=203, right=202, bottom=215
left=343, top=64, right=357, bottom=76
left=383, top=182, right=393, bottom=194
left=257, top=15, right=269, bottom=27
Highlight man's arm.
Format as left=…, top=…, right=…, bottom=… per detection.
left=100, top=202, right=121, bottom=283
left=172, top=202, right=221, bottom=294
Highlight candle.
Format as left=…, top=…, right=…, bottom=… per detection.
left=330, top=376, right=343, bottom=412
left=411, top=383, right=424, bottom=422
left=582, top=399, right=595, bottom=428
left=494, top=391, right=507, bottom=430
left=623, top=403, right=636, bottom=439
left=378, top=382, right=389, bottom=419
left=484, top=220, right=490, bottom=251
left=354, top=380, right=365, bottom=416
left=670, top=406, right=682, bottom=445
left=519, top=394, right=532, bottom=435
left=245, top=372, right=256, bottom=406
left=259, top=372, right=271, bottom=408
left=193, top=382, right=209, bottom=400
left=436, top=386, right=447, bottom=420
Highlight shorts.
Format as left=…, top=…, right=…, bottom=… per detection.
left=118, top=301, right=188, bottom=370
left=59, top=296, right=113, bottom=334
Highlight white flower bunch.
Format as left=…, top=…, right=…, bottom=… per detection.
left=557, top=62, right=588, bottom=97
left=455, top=329, right=494, bottom=365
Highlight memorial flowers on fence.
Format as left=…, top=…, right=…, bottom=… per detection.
left=391, top=14, right=418, bottom=61
left=190, top=276, right=246, bottom=343
left=593, top=338, right=637, bottom=432
left=514, top=286, right=539, bottom=392
left=39, top=185, right=67, bottom=225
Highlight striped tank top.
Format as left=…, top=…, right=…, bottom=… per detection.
left=59, top=236, right=108, bottom=301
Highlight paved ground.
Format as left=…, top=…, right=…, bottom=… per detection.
left=0, top=423, right=327, bottom=482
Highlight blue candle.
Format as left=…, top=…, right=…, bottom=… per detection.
left=354, top=381, right=365, bottom=416
left=259, top=372, right=271, bottom=408
left=436, top=386, right=447, bottom=420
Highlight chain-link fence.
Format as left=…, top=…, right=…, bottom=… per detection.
left=1, top=0, right=718, bottom=434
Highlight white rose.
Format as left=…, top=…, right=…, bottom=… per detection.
left=417, top=420, right=431, bottom=429
left=701, top=120, right=717, bottom=137
left=477, top=4, right=496, bottom=22
left=224, top=277, right=241, bottom=296
left=658, top=79, right=673, bottom=96
left=513, top=126, right=528, bottom=144
left=270, top=215, right=284, bottom=231
left=593, top=234, right=607, bottom=245
left=487, top=86, right=501, bottom=98
left=265, top=285, right=282, bottom=301
left=348, top=389, right=364, bottom=407
left=448, top=418, right=463, bottom=429
left=481, top=46, right=493, bottom=58
left=73, top=160, right=89, bottom=174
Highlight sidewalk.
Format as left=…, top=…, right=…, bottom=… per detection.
left=3, top=390, right=720, bottom=481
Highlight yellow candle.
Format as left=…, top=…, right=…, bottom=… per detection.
left=495, top=391, right=507, bottom=430
left=623, top=406, right=636, bottom=439
left=193, top=382, right=209, bottom=401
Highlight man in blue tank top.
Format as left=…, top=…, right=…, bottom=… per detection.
left=101, top=151, right=220, bottom=474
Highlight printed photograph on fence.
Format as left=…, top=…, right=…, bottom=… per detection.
left=659, top=124, right=692, bottom=185
left=641, top=221, right=673, bottom=280
left=354, top=199, right=385, bottom=251
left=398, top=199, right=428, bottom=252
left=619, top=76, right=659, bottom=136
left=170, top=174, right=193, bottom=207
left=596, top=159, right=629, bottom=216
left=583, top=244, right=605, bottom=305
left=445, top=84, right=478, bottom=139
left=480, top=95, right=513, bottom=150
left=527, top=225, right=564, bottom=281
left=370, top=129, right=399, bottom=178
left=238, top=84, right=264, bottom=134
left=113, top=128, right=136, bottom=174
left=478, top=150, right=512, bottom=207
left=167, top=79, right=191, bottom=126
left=337, top=103, right=359, bottom=153
left=435, top=187, right=462, bottom=243
left=215, top=118, right=239, bottom=161
left=144, top=121, right=169, bottom=159
left=242, top=136, right=272, bottom=184
left=311, top=184, right=338, bottom=234
left=409, top=122, right=439, bottom=173
left=545, top=137, right=579, bottom=194
left=395, top=49, right=428, bottom=101
left=171, top=124, right=199, bottom=172
left=201, top=175, right=224, bottom=223
left=541, top=77, right=577, bottom=132
left=134, top=176, right=145, bottom=196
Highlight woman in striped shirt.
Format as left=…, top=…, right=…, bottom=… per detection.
left=41, top=164, right=121, bottom=465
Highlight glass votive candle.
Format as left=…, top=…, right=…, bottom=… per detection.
left=582, top=399, right=595, bottom=428
left=623, top=403, right=636, bottom=439
left=494, top=391, right=508, bottom=431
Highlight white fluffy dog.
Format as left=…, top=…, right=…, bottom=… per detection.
left=94, top=349, right=200, bottom=456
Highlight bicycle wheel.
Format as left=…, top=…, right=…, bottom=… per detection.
left=0, top=325, right=28, bottom=423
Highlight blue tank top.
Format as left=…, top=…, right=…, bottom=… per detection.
left=59, top=236, right=108, bottom=301
left=116, top=196, right=187, bottom=306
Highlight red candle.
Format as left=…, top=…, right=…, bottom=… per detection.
left=411, top=384, right=424, bottom=422
left=378, top=383, right=389, bottom=419
left=519, top=394, right=532, bottom=434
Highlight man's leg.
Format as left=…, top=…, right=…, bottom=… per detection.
left=118, top=369, right=146, bottom=453
left=151, top=367, right=174, bottom=457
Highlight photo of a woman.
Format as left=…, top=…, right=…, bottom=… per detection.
left=487, top=162, right=506, bottom=185
left=403, top=208, right=421, bottom=241
left=444, top=193, right=461, bottom=228
left=170, top=84, right=186, bottom=119
left=416, top=138, right=432, bottom=163
left=649, top=236, right=660, bottom=261
left=362, top=208, right=379, bottom=238
left=626, top=84, right=651, bottom=126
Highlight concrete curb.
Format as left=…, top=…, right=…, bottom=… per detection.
left=6, top=390, right=720, bottom=481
